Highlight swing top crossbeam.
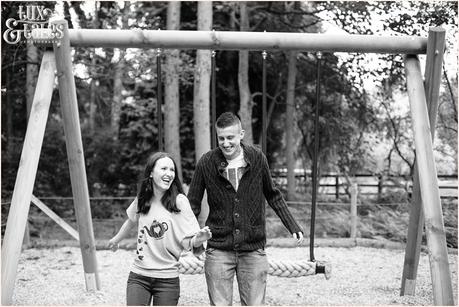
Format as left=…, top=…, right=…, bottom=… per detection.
left=36, top=29, right=429, bottom=54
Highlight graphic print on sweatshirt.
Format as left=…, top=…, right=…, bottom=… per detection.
left=223, top=150, right=247, bottom=191
left=136, top=219, right=169, bottom=261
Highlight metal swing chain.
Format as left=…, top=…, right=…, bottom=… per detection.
left=262, top=50, right=267, bottom=155
left=156, top=47, right=164, bottom=151
left=310, top=51, right=322, bottom=262
left=211, top=49, right=217, bottom=149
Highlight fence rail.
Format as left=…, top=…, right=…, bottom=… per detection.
left=1, top=172, right=457, bottom=206
left=1, top=182, right=456, bottom=246
left=270, top=170, right=458, bottom=199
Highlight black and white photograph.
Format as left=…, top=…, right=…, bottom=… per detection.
left=1, top=1, right=458, bottom=305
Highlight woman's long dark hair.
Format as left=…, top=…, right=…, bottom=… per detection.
left=137, top=152, right=183, bottom=214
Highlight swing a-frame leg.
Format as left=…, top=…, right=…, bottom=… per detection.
left=401, top=28, right=454, bottom=306
left=404, top=53, right=454, bottom=305
left=1, top=51, right=56, bottom=306
left=401, top=27, right=446, bottom=297
left=1, top=18, right=101, bottom=305
left=51, top=18, right=100, bottom=292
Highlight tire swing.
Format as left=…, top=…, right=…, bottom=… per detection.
left=264, top=50, right=330, bottom=279
left=179, top=51, right=330, bottom=279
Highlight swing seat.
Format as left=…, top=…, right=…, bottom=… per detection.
left=178, top=252, right=331, bottom=279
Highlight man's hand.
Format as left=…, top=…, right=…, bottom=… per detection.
left=193, top=226, right=212, bottom=247
left=292, top=232, right=304, bottom=245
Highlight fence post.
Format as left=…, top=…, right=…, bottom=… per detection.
left=335, top=174, right=339, bottom=200
left=378, top=174, right=383, bottom=201
left=350, top=183, right=358, bottom=239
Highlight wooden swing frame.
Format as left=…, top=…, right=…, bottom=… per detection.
left=1, top=18, right=454, bottom=306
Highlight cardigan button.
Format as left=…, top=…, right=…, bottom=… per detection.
left=235, top=229, right=240, bottom=234
left=234, top=213, right=239, bottom=218
left=226, top=184, right=232, bottom=189
left=220, top=162, right=227, bottom=167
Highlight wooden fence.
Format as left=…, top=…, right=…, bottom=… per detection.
left=271, top=170, right=458, bottom=199
left=1, top=171, right=456, bottom=246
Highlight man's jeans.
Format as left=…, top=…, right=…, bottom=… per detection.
left=204, top=248, right=269, bottom=305
left=126, top=271, right=180, bottom=306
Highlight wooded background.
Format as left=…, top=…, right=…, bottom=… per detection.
left=1, top=1, right=457, bottom=207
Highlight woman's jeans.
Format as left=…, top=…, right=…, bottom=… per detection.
left=126, top=271, right=180, bottom=306
left=204, top=248, right=269, bottom=306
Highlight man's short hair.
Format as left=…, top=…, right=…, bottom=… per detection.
left=215, top=112, right=242, bottom=129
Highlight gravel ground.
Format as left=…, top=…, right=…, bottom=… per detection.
left=12, top=245, right=458, bottom=305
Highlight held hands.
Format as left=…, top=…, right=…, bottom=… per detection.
left=193, top=226, right=212, bottom=247
left=292, top=232, right=304, bottom=245
left=108, top=238, right=120, bottom=252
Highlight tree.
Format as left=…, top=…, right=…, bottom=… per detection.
left=26, top=44, right=38, bottom=120
left=312, top=1, right=458, bottom=178
left=88, top=2, right=99, bottom=134
left=238, top=2, right=253, bottom=144
left=193, top=1, right=212, bottom=226
left=285, top=1, right=302, bottom=200
left=193, top=1, right=212, bottom=161
left=285, top=50, right=297, bottom=199
left=1, top=0, right=456, bottom=209
left=111, top=2, right=129, bottom=139
left=164, top=1, right=183, bottom=181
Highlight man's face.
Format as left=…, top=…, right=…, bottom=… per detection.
left=216, top=123, right=245, bottom=160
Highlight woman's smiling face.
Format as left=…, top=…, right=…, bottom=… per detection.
left=151, top=157, right=175, bottom=193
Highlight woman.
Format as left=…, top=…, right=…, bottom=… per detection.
left=108, top=152, right=212, bottom=306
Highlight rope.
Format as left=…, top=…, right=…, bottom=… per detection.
left=268, top=259, right=315, bottom=277
left=178, top=254, right=205, bottom=275
left=178, top=254, right=331, bottom=279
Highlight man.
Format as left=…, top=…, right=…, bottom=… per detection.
left=187, top=112, right=303, bottom=306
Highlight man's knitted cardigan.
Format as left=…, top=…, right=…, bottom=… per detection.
left=187, top=142, right=302, bottom=251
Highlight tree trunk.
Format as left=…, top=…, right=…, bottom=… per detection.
left=89, top=56, right=97, bottom=133
left=24, top=45, right=38, bottom=246
left=238, top=2, right=253, bottom=144
left=111, top=2, right=129, bottom=139
left=193, top=1, right=212, bottom=161
left=24, top=41, right=36, bottom=245
left=165, top=1, right=183, bottom=181
left=286, top=50, right=298, bottom=200
left=286, top=1, right=302, bottom=200
left=89, top=2, right=99, bottom=133
left=112, top=56, right=123, bottom=138
left=26, top=44, right=38, bottom=121
left=6, top=72, right=13, bottom=159
left=193, top=1, right=212, bottom=227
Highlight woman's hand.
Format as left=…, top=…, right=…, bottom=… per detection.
left=108, top=238, right=120, bottom=252
left=193, top=226, right=212, bottom=247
